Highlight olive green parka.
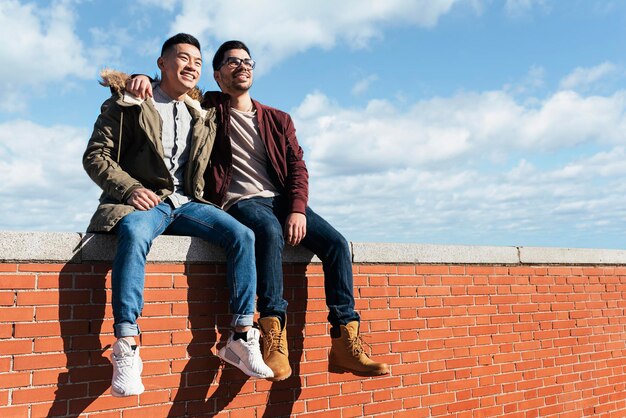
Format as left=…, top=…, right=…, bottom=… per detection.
left=83, top=70, right=216, bottom=232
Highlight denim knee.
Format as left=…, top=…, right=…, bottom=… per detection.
left=257, top=221, right=284, bottom=249
left=116, top=220, right=155, bottom=249
left=231, top=224, right=255, bottom=250
left=326, top=233, right=350, bottom=260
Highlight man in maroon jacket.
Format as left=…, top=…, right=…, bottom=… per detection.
left=128, top=40, right=388, bottom=381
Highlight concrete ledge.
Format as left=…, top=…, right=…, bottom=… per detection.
left=80, top=233, right=317, bottom=263
left=0, top=232, right=82, bottom=262
left=352, top=242, right=520, bottom=264
left=518, top=246, right=626, bottom=264
left=1, top=231, right=626, bottom=264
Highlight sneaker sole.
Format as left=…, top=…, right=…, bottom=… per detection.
left=111, top=384, right=145, bottom=397
left=217, top=347, right=273, bottom=379
left=268, top=370, right=292, bottom=382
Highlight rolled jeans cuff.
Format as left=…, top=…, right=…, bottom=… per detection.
left=114, top=322, right=140, bottom=338
left=231, top=314, right=254, bottom=328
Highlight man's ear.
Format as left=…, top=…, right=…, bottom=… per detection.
left=213, top=70, right=221, bottom=87
left=157, top=56, right=165, bottom=70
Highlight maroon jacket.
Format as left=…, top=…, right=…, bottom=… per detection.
left=201, top=91, right=309, bottom=214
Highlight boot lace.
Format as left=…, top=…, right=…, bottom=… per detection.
left=264, top=328, right=285, bottom=354
left=348, top=334, right=371, bottom=357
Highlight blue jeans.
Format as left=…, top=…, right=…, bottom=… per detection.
left=112, top=201, right=256, bottom=337
left=228, top=196, right=360, bottom=327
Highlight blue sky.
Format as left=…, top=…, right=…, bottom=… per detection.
left=2, top=0, right=626, bottom=249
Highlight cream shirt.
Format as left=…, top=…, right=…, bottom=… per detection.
left=224, top=107, right=279, bottom=210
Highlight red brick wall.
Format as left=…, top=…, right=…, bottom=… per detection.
left=0, top=262, right=625, bottom=417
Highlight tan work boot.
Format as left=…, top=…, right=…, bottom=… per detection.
left=328, top=321, right=389, bottom=376
left=258, top=316, right=292, bottom=381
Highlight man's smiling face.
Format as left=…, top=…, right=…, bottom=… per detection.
left=214, top=48, right=254, bottom=95
left=158, top=43, right=202, bottom=99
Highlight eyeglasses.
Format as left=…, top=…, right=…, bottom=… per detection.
left=218, top=56, right=256, bottom=70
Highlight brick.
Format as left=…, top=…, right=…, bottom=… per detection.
left=19, top=263, right=89, bottom=273
left=0, top=358, right=9, bottom=373
left=364, top=399, right=403, bottom=415
left=417, top=307, right=451, bottom=318
left=74, top=274, right=110, bottom=289
left=144, top=289, right=187, bottom=302
left=329, top=392, right=372, bottom=408
left=71, top=393, right=137, bottom=414
left=360, top=287, right=398, bottom=297
left=0, top=405, right=30, bottom=418
left=17, top=289, right=91, bottom=306
left=36, top=305, right=72, bottom=321
left=0, top=292, right=14, bottom=306
left=415, top=266, right=449, bottom=274
left=139, top=389, right=171, bottom=406
left=0, top=339, right=32, bottom=355
left=141, top=345, right=187, bottom=361
left=0, top=323, right=12, bottom=338
left=75, top=411, right=119, bottom=418
left=145, top=264, right=185, bottom=273
left=138, top=317, right=187, bottom=332
left=2, top=307, right=36, bottom=324
left=417, top=286, right=451, bottom=296
left=0, top=372, right=30, bottom=388
left=14, top=321, right=89, bottom=338
left=389, top=276, right=424, bottom=286
left=16, top=290, right=59, bottom=305
left=143, top=274, right=174, bottom=288
left=396, top=265, right=416, bottom=275
left=13, top=384, right=85, bottom=404
left=422, top=370, right=455, bottom=384
left=0, top=274, right=35, bottom=289
left=33, top=368, right=68, bottom=385
left=37, top=273, right=73, bottom=289
left=123, top=404, right=172, bottom=417
left=14, top=352, right=68, bottom=370
left=358, top=265, right=396, bottom=274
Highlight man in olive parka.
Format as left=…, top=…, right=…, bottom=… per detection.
left=83, top=33, right=272, bottom=398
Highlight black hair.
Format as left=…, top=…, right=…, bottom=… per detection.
left=212, top=40, right=251, bottom=70
left=161, top=33, right=201, bottom=56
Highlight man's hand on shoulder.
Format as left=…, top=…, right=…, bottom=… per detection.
left=284, top=212, right=306, bottom=246
left=127, top=188, right=160, bottom=210
left=126, top=75, right=153, bottom=99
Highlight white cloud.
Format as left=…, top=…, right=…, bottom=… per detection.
left=137, top=0, right=178, bottom=11
left=559, top=61, right=618, bottom=91
left=292, top=85, right=626, bottom=247
left=163, top=0, right=461, bottom=71
left=294, top=89, right=626, bottom=178
left=0, top=120, right=100, bottom=231
left=505, top=65, right=545, bottom=95
left=0, top=0, right=95, bottom=111
left=352, top=74, right=379, bottom=96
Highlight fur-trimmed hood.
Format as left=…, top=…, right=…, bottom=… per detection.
left=99, top=68, right=204, bottom=102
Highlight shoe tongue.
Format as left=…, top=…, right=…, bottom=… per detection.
left=261, top=316, right=281, bottom=331
left=345, top=321, right=359, bottom=335
left=114, top=338, right=134, bottom=356
left=246, top=327, right=260, bottom=340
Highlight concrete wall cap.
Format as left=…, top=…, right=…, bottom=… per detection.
left=1, top=232, right=626, bottom=265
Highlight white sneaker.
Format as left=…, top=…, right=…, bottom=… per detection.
left=111, top=338, right=145, bottom=397
left=218, top=328, right=274, bottom=379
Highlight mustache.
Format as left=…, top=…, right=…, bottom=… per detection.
left=233, top=69, right=251, bottom=77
